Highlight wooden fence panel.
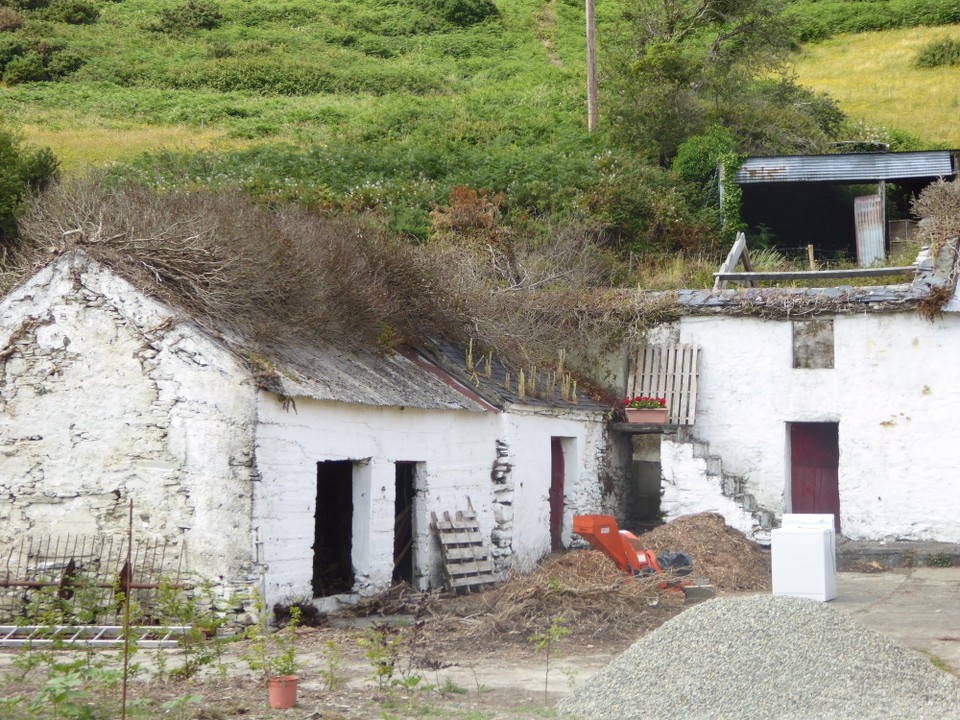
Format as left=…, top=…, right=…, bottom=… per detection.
left=628, top=344, right=700, bottom=425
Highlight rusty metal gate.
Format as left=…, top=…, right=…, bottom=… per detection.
left=0, top=533, right=185, bottom=630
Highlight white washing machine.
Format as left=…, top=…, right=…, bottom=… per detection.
left=771, top=513, right=837, bottom=601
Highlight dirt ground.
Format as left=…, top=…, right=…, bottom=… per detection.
left=0, top=513, right=773, bottom=719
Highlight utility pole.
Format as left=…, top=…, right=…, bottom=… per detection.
left=586, top=0, right=598, bottom=132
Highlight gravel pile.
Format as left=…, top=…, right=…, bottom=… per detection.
left=558, top=594, right=960, bottom=720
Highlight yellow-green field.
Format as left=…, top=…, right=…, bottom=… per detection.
left=18, top=118, right=241, bottom=171
left=793, top=26, right=960, bottom=147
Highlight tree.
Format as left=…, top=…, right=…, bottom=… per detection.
left=0, top=127, right=59, bottom=248
left=605, top=0, right=840, bottom=163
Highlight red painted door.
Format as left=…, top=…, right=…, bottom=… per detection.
left=790, top=423, right=840, bottom=533
left=550, top=438, right=564, bottom=551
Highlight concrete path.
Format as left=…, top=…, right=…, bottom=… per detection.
left=833, top=568, right=960, bottom=676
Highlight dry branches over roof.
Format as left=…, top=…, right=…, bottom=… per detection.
left=913, top=178, right=960, bottom=261
left=9, top=178, right=457, bottom=351
left=2, top=177, right=636, bottom=373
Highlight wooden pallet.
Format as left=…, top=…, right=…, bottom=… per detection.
left=431, top=503, right=498, bottom=592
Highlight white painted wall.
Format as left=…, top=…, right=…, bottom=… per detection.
left=253, top=397, right=610, bottom=606
left=503, top=409, right=607, bottom=569
left=659, top=440, right=756, bottom=536
left=0, top=255, right=617, bottom=614
left=0, top=255, right=258, bottom=593
left=659, top=311, right=960, bottom=542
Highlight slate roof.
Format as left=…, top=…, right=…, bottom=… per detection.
left=422, top=342, right=612, bottom=413
left=260, top=341, right=495, bottom=413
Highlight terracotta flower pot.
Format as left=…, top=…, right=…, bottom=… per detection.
left=268, top=675, right=299, bottom=709
left=625, top=407, right=668, bottom=424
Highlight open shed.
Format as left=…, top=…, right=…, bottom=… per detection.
left=732, top=150, right=958, bottom=265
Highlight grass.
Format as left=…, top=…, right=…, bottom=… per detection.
left=19, top=122, right=240, bottom=170
left=793, top=26, right=960, bottom=147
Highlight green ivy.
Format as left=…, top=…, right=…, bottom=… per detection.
left=717, top=151, right=746, bottom=244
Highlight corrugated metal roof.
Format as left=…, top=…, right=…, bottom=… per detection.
left=735, top=151, right=956, bottom=184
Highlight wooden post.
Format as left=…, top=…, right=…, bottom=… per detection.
left=586, top=0, right=598, bottom=132
left=807, top=244, right=817, bottom=270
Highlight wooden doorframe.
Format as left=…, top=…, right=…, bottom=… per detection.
left=788, top=422, right=841, bottom=533
left=549, top=438, right=564, bottom=551
left=393, top=462, right=418, bottom=586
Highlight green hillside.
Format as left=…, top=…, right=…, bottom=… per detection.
left=794, top=25, right=960, bottom=147
left=1, top=0, right=958, bottom=257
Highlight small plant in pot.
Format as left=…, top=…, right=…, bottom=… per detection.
left=244, top=593, right=303, bottom=710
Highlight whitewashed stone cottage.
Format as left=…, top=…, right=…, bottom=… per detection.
left=622, top=239, right=960, bottom=545
left=0, top=251, right=619, bottom=611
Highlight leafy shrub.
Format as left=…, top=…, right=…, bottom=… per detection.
left=44, top=46, right=83, bottom=77
left=2, top=49, right=46, bottom=83
left=0, top=37, right=83, bottom=82
left=672, top=126, right=736, bottom=196
left=0, top=127, right=59, bottom=245
left=44, top=0, right=99, bottom=24
left=0, top=34, right=25, bottom=71
left=151, top=0, right=222, bottom=33
left=10, top=0, right=51, bottom=10
left=915, top=37, right=960, bottom=68
left=0, top=6, right=23, bottom=30
left=421, top=0, right=499, bottom=27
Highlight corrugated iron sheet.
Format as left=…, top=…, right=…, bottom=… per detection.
left=735, top=151, right=955, bottom=184
left=854, top=195, right=885, bottom=266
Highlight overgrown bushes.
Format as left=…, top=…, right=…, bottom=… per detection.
left=149, top=0, right=222, bottom=33
left=419, top=0, right=499, bottom=26
left=0, top=6, right=22, bottom=30
left=0, top=0, right=97, bottom=24
left=787, top=0, right=960, bottom=43
left=167, top=56, right=440, bottom=96
left=9, top=176, right=638, bottom=370
left=0, top=127, right=59, bottom=246
left=915, top=37, right=960, bottom=68
left=0, top=36, right=85, bottom=83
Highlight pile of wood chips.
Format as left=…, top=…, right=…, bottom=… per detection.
left=460, top=549, right=685, bottom=642
left=455, top=512, right=770, bottom=643
left=635, top=512, right=771, bottom=592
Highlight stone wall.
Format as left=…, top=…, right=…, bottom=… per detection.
left=0, top=254, right=259, bottom=612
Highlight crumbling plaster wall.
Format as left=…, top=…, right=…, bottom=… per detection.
left=253, top=397, right=613, bottom=606
left=658, top=311, right=960, bottom=542
left=503, top=407, right=609, bottom=569
left=0, top=254, right=258, bottom=596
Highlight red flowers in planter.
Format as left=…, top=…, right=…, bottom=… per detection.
left=624, top=395, right=666, bottom=409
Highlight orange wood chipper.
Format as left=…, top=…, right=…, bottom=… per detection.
left=573, top=514, right=715, bottom=600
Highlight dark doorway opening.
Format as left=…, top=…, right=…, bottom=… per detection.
left=790, top=422, right=840, bottom=533
left=626, top=435, right=663, bottom=534
left=313, top=460, right=354, bottom=597
left=549, top=438, right=565, bottom=551
left=393, top=462, right=416, bottom=585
